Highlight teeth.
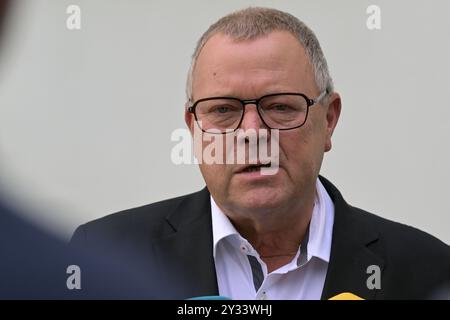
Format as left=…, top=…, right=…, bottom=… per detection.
left=242, top=163, right=272, bottom=173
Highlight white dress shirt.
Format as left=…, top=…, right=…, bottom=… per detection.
left=211, top=178, right=335, bottom=300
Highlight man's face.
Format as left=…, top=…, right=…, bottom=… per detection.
left=186, top=31, right=341, bottom=218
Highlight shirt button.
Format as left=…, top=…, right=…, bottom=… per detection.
left=240, top=243, right=249, bottom=253
left=259, top=291, right=268, bottom=300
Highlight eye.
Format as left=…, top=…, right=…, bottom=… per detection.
left=215, top=106, right=231, bottom=113
left=274, top=104, right=288, bottom=111
left=209, top=104, right=240, bottom=114
left=266, top=104, right=292, bottom=112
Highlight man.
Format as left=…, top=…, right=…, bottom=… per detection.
left=71, top=7, right=450, bottom=299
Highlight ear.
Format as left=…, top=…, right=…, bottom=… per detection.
left=324, top=92, right=342, bottom=152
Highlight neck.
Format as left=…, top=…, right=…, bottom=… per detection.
left=227, top=192, right=315, bottom=273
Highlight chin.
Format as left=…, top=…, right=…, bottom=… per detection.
left=233, top=186, right=287, bottom=211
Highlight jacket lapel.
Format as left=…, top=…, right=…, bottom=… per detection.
left=152, top=188, right=219, bottom=299
left=319, top=176, right=385, bottom=300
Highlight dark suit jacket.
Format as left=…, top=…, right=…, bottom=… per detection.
left=0, top=200, right=160, bottom=299
left=71, top=176, right=450, bottom=299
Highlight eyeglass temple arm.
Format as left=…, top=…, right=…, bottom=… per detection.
left=312, top=88, right=330, bottom=105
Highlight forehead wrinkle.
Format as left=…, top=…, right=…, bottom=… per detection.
left=194, top=66, right=311, bottom=100
left=209, top=71, right=280, bottom=97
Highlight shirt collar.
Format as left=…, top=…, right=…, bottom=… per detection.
left=210, top=178, right=334, bottom=263
left=307, top=178, right=334, bottom=263
left=211, top=196, right=242, bottom=258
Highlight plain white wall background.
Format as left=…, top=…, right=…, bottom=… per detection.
left=0, top=0, right=449, bottom=243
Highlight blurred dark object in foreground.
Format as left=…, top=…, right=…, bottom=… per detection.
left=0, top=203, right=69, bottom=298
left=0, top=0, right=10, bottom=37
left=0, top=202, right=166, bottom=299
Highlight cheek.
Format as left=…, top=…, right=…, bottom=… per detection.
left=279, top=124, right=315, bottom=157
left=199, top=163, right=233, bottom=205
left=279, top=123, right=326, bottom=176
left=197, top=135, right=233, bottom=199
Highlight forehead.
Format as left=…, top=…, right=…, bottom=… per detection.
left=192, top=31, right=317, bottom=99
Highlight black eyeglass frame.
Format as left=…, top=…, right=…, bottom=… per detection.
left=187, top=89, right=329, bottom=134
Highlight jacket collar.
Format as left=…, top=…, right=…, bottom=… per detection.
left=319, top=176, right=384, bottom=300
left=152, top=187, right=219, bottom=299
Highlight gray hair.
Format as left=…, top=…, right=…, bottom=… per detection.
left=186, top=7, right=334, bottom=102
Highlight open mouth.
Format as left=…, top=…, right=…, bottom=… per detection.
left=240, top=163, right=271, bottom=173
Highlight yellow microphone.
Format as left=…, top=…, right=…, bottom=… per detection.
left=328, top=292, right=364, bottom=300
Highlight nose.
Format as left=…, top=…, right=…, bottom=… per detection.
left=239, top=103, right=266, bottom=131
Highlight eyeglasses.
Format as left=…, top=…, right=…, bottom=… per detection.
left=188, top=90, right=328, bottom=134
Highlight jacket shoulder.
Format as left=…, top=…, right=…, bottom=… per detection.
left=351, top=205, right=449, bottom=254
left=321, top=175, right=449, bottom=258
left=349, top=205, right=450, bottom=290
left=70, top=189, right=206, bottom=245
